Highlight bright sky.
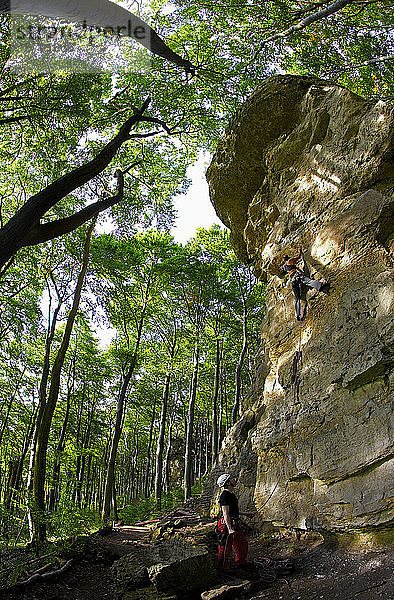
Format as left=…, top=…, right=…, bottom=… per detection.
left=93, top=153, right=224, bottom=347
left=170, top=151, right=223, bottom=243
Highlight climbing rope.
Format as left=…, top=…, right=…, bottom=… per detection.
left=260, top=319, right=303, bottom=508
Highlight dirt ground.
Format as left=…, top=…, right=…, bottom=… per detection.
left=1, top=525, right=393, bottom=600
left=247, top=540, right=393, bottom=600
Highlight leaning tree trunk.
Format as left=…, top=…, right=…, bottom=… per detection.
left=31, top=219, right=95, bottom=544
left=184, top=340, right=199, bottom=501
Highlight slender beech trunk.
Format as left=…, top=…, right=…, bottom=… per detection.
left=102, top=362, right=134, bottom=521
left=154, top=371, right=171, bottom=509
left=102, top=292, right=149, bottom=522
left=143, top=396, right=157, bottom=497
left=34, top=280, right=64, bottom=445
left=154, top=340, right=176, bottom=509
left=211, top=338, right=221, bottom=465
left=219, top=382, right=224, bottom=447
left=0, top=369, right=27, bottom=447
left=98, top=434, right=111, bottom=511
left=52, top=359, right=74, bottom=510
left=184, top=340, right=199, bottom=501
left=49, top=384, right=72, bottom=512
left=134, top=421, right=139, bottom=497
left=73, top=385, right=85, bottom=503
left=113, top=480, right=119, bottom=522
left=31, top=219, right=95, bottom=543
left=48, top=367, right=73, bottom=512
left=4, top=401, right=37, bottom=516
left=163, top=412, right=174, bottom=492
left=76, top=402, right=94, bottom=508
left=27, top=279, right=64, bottom=537
left=84, top=454, right=92, bottom=509
left=197, top=419, right=203, bottom=479
left=205, top=421, right=210, bottom=475
left=232, top=295, right=248, bottom=425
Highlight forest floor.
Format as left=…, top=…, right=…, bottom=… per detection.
left=0, top=522, right=392, bottom=600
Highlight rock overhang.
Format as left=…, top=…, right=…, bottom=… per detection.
left=206, top=74, right=393, bottom=278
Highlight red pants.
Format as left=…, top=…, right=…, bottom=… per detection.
left=217, top=517, right=248, bottom=570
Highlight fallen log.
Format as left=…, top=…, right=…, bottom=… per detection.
left=0, top=559, right=73, bottom=595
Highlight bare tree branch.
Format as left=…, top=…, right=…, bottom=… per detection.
left=344, top=54, right=394, bottom=69
left=23, top=170, right=125, bottom=246
left=133, top=116, right=173, bottom=134
left=0, top=256, right=15, bottom=281
left=0, top=98, right=161, bottom=268
left=258, top=0, right=358, bottom=47
left=128, top=131, right=162, bottom=139
left=0, top=116, right=28, bottom=125
left=322, top=54, right=394, bottom=76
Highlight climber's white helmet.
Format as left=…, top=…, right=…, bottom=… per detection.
left=217, top=473, right=231, bottom=487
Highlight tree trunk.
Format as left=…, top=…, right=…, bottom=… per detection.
left=154, top=340, right=176, bottom=509
left=143, top=396, right=157, bottom=498
left=163, top=412, right=174, bottom=493
left=154, top=371, right=171, bottom=509
left=5, top=402, right=37, bottom=518
left=48, top=384, right=71, bottom=512
left=102, top=295, right=148, bottom=522
left=31, top=219, right=95, bottom=544
left=184, top=340, right=199, bottom=501
left=232, top=301, right=248, bottom=425
left=0, top=99, right=153, bottom=270
left=102, top=362, right=134, bottom=522
left=27, top=281, right=64, bottom=534
left=211, top=338, right=221, bottom=465
left=76, top=401, right=94, bottom=508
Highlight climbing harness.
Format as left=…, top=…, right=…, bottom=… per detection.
left=260, top=319, right=303, bottom=509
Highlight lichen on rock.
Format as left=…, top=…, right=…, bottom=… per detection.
left=206, top=75, right=393, bottom=541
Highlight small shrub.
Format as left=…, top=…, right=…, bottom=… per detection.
left=47, top=507, right=102, bottom=539
left=119, top=480, right=204, bottom=525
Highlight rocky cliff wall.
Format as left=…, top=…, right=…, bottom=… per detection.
left=205, top=75, right=393, bottom=542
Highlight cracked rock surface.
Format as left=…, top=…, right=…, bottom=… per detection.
left=205, top=75, right=393, bottom=537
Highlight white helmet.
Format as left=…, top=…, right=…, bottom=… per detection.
left=217, top=473, right=231, bottom=487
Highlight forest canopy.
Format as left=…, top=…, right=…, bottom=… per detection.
left=0, top=0, right=392, bottom=545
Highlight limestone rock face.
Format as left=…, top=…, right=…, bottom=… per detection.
left=206, top=75, right=394, bottom=537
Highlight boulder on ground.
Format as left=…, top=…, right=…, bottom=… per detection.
left=147, top=548, right=217, bottom=594
left=112, top=539, right=218, bottom=597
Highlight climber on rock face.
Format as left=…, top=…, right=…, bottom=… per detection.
left=216, top=474, right=255, bottom=572
left=283, top=247, right=330, bottom=320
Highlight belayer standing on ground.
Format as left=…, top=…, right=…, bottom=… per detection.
left=283, top=247, right=330, bottom=320
left=216, top=474, right=255, bottom=572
